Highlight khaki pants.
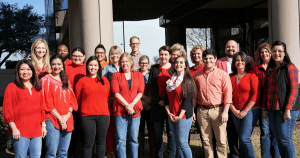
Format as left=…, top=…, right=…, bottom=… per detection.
left=197, top=106, right=227, bottom=158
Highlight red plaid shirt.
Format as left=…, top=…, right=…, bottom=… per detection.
left=263, top=64, right=299, bottom=110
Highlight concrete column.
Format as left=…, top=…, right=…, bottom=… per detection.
left=68, top=0, right=82, bottom=51
left=78, top=0, right=114, bottom=59
left=268, top=0, right=300, bottom=77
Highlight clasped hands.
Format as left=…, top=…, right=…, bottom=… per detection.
left=60, top=113, right=71, bottom=130
left=169, top=113, right=181, bottom=123
left=125, top=103, right=135, bottom=115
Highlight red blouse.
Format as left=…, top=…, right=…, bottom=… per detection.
left=230, top=71, right=260, bottom=110
left=65, top=63, right=86, bottom=89
left=111, top=71, right=144, bottom=117
left=75, top=76, right=110, bottom=117
left=166, top=84, right=186, bottom=119
left=157, top=66, right=171, bottom=98
left=190, top=63, right=205, bottom=77
left=3, top=83, right=46, bottom=138
left=35, top=65, right=49, bottom=79
left=40, top=74, right=78, bottom=131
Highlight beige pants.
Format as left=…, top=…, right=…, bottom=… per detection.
left=197, top=106, right=227, bottom=158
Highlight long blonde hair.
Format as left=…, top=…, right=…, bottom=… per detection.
left=31, top=38, right=51, bottom=72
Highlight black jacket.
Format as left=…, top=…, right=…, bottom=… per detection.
left=148, top=64, right=173, bottom=121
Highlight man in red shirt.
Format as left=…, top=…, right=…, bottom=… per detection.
left=194, top=49, right=232, bottom=158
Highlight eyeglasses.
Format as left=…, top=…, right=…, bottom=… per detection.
left=72, top=55, right=84, bottom=58
left=139, top=62, right=148, bottom=65
left=272, top=50, right=285, bottom=54
left=130, top=43, right=140, bottom=46
left=95, top=52, right=105, bottom=54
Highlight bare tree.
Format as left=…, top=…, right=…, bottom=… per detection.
left=152, top=56, right=160, bottom=65
left=186, top=28, right=211, bottom=49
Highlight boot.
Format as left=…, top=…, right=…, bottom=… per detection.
left=148, top=132, right=155, bottom=158
left=138, top=133, right=145, bottom=158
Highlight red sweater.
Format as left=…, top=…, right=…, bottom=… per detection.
left=190, top=63, right=204, bottom=77
left=111, top=71, right=145, bottom=117
left=41, top=74, right=78, bottom=131
left=65, top=63, right=86, bottom=89
left=166, top=84, right=186, bottom=119
left=3, top=83, right=46, bottom=138
left=75, top=76, right=110, bottom=117
left=230, top=71, right=260, bottom=110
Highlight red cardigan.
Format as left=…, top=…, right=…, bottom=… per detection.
left=41, top=74, right=78, bottom=131
left=230, top=71, right=260, bottom=110
left=111, top=71, right=145, bottom=117
left=75, top=76, right=110, bottom=117
left=3, top=83, right=46, bottom=138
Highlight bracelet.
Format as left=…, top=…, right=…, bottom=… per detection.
left=42, top=124, right=46, bottom=127
left=68, top=110, right=73, bottom=113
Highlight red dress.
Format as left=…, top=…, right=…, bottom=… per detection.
left=40, top=74, right=78, bottom=131
left=3, top=83, right=46, bottom=138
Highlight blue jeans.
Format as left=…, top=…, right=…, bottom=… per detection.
left=168, top=117, right=192, bottom=158
left=153, top=119, right=176, bottom=158
left=114, top=116, right=141, bottom=158
left=9, top=133, right=42, bottom=158
left=45, top=119, right=72, bottom=158
left=267, top=110, right=299, bottom=158
left=260, top=111, right=280, bottom=158
left=231, top=108, right=260, bottom=158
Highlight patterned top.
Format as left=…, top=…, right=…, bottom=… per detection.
left=40, top=74, right=78, bottom=131
left=263, top=64, right=299, bottom=110
left=102, top=63, right=119, bottom=82
left=131, top=52, right=143, bottom=71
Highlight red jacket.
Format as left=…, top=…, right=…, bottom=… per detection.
left=111, top=71, right=144, bottom=117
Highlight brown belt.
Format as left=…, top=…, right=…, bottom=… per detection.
left=200, top=103, right=224, bottom=109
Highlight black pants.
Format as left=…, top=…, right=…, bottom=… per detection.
left=139, top=109, right=154, bottom=133
left=81, top=115, right=110, bottom=158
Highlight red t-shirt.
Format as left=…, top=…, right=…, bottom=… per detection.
left=230, top=71, right=260, bottom=110
left=157, top=66, right=171, bottom=98
left=3, top=83, right=46, bottom=138
left=190, top=63, right=204, bottom=77
left=75, top=76, right=110, bottom=117
left=41, top=74, right=78, bottom=131
left=166, top=84, right=186, bottom=119
left=65, top=63, right=86, bottom=89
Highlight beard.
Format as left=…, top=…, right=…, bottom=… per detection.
left=62, top=55, right=68, bottom=62
left=227, top=54, right=234, bottom=58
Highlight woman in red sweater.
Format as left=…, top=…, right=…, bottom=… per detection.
left=31, top=38, right=51, bottom=79
left=189, top=45, right=205, bottom=77
left=41, top=55, right=78, bottom=158
left=65, top=47, right=87, bottom=157
left=111, top=53, right=144, bottom=158
left=3, top=59, right=46, bottom=157
left=165, top=56, right=195, bottom=158
left=75, top=56, right=110, bottom=158
left=229, top=51, right=260, bottom=158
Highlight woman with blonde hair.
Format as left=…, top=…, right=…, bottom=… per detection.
left=170, top=43, right=187, bottom=63
left=102, top=45, right=123, bottom=158
left=31, top=38, right=51, bottom=79
left=111, top=52, right=144, bottom=158
left=189, top=45, right=205, bottom=77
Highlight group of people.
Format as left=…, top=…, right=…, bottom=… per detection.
left=2, top=35, right=299, bottom=158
